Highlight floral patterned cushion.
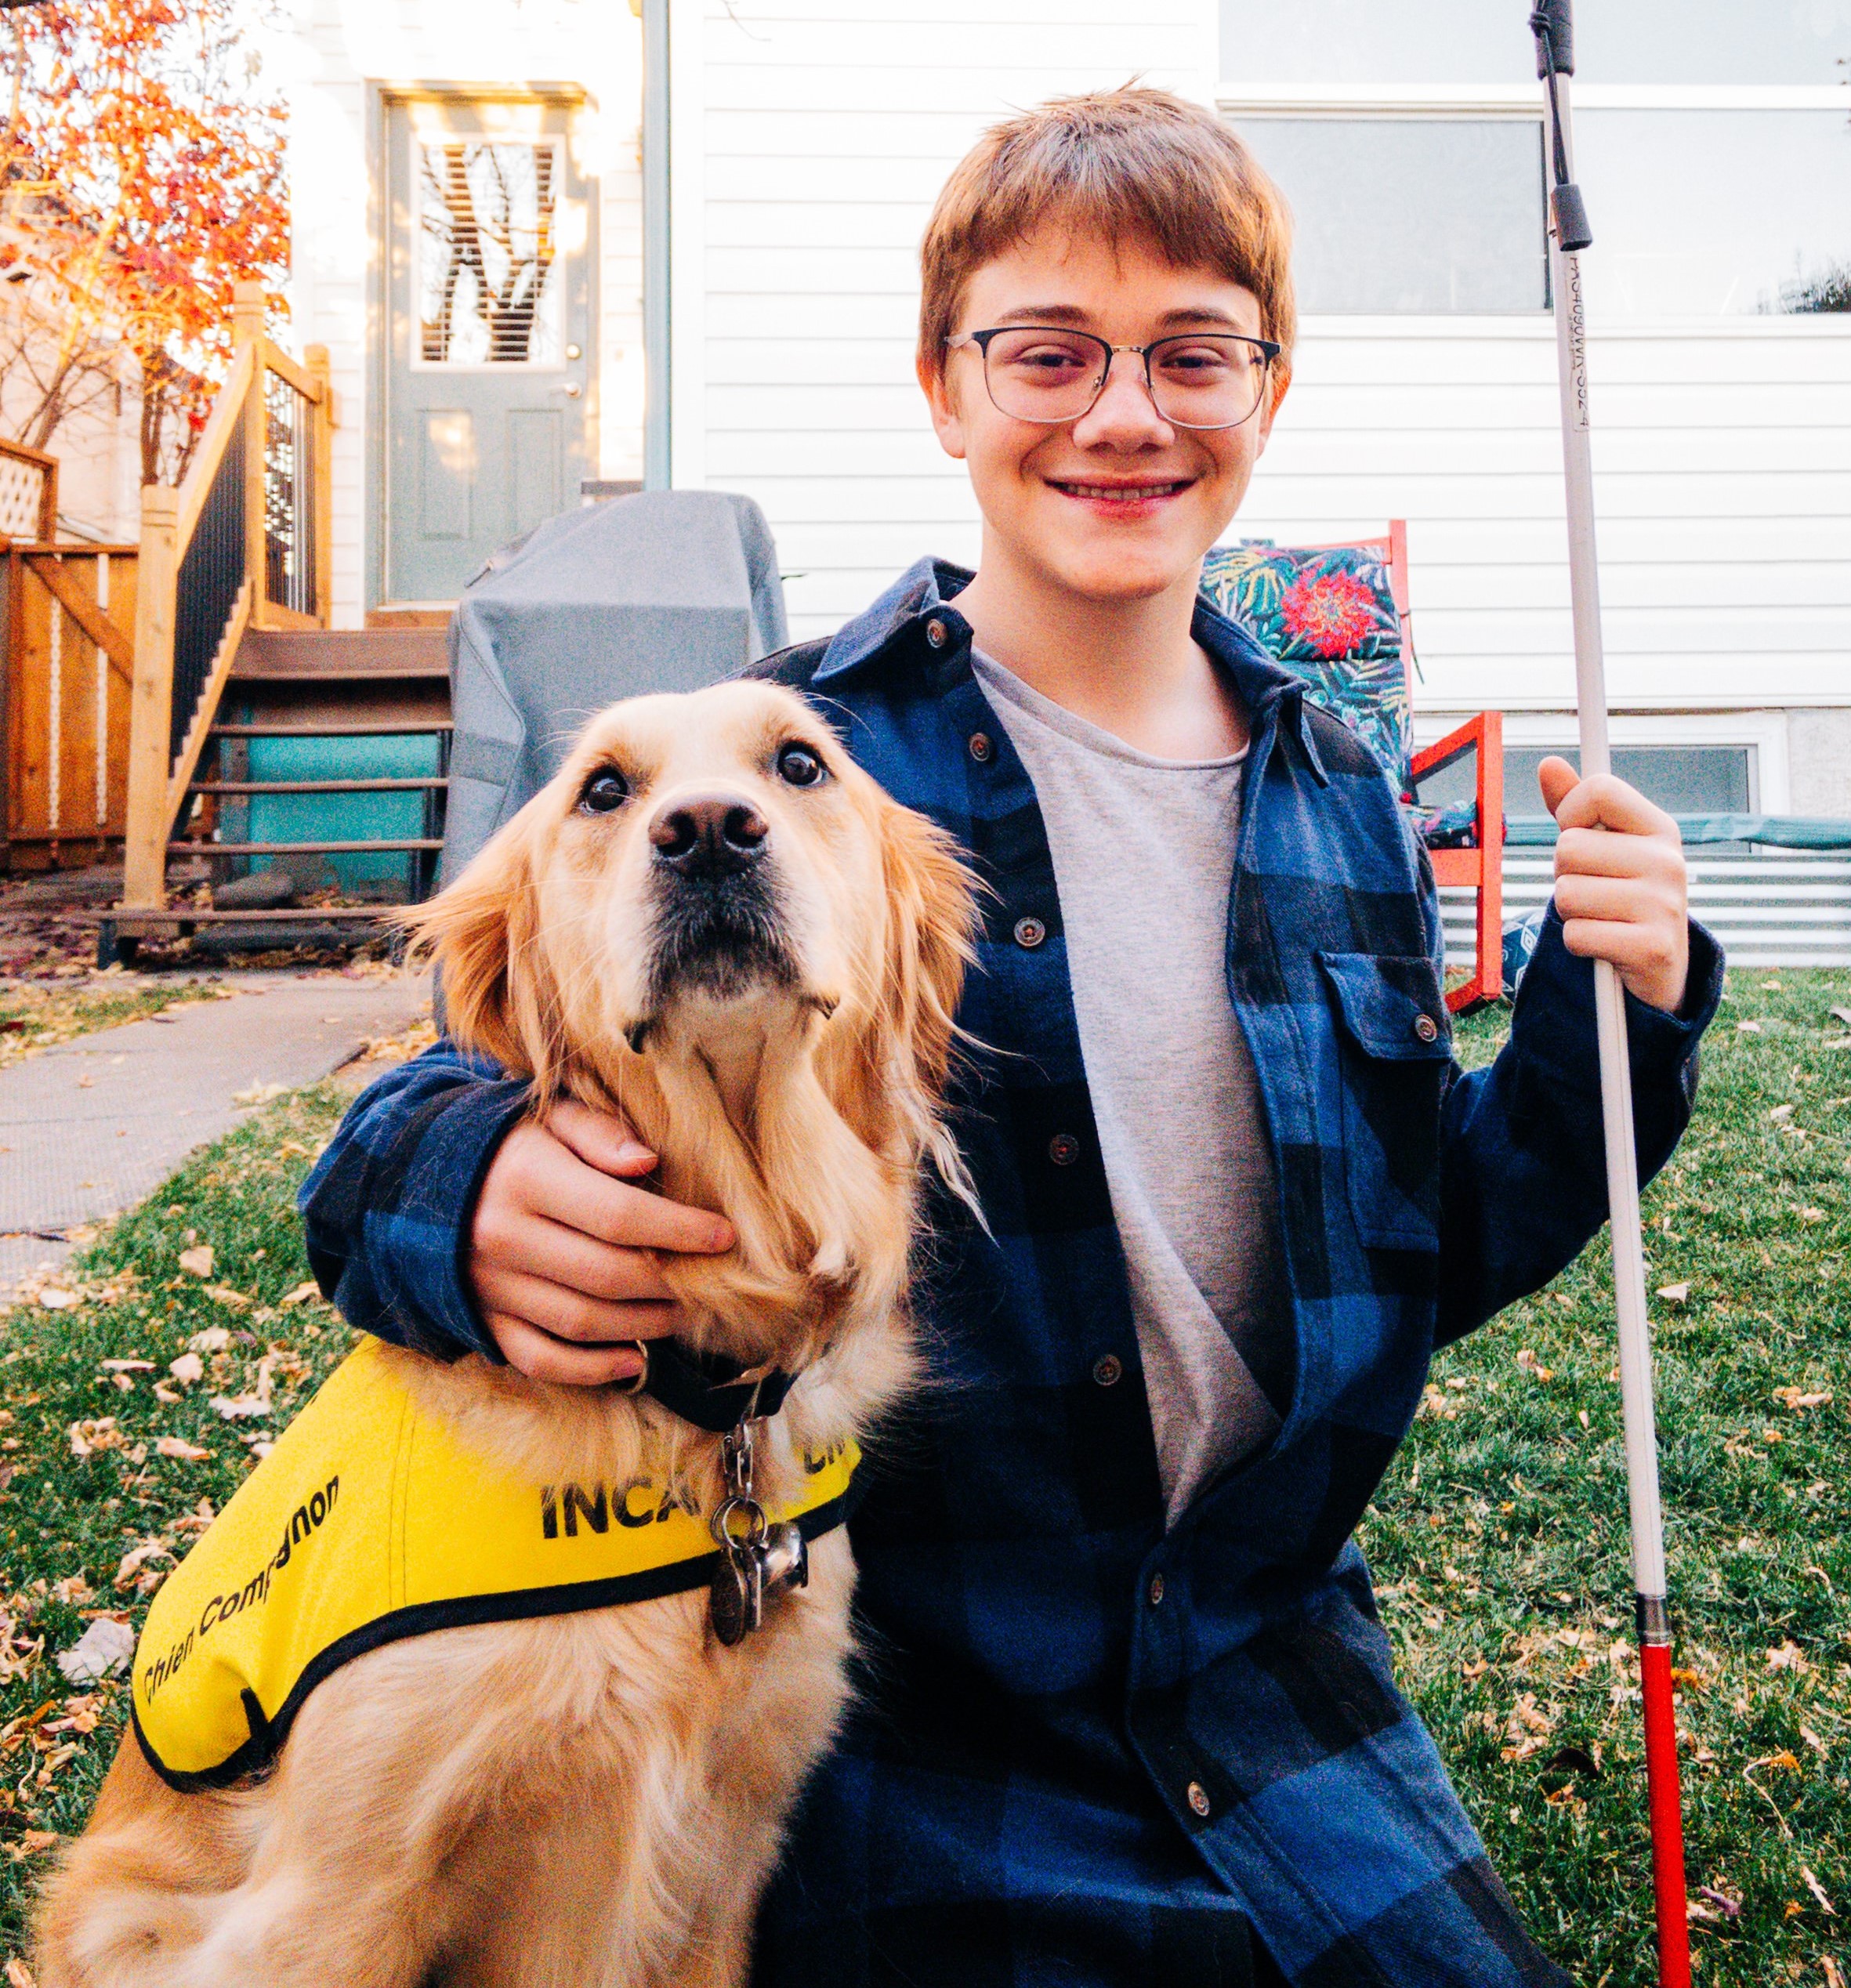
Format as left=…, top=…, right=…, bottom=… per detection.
left=1199, top=541, right=1411, bottom=788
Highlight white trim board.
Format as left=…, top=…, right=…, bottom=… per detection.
left=1219, top=85, right=1851, bottom=112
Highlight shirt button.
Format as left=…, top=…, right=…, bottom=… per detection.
left=1012, top=915, right=1045, bottom=950
left=1092, top=1354, right=1122, bottom=1388
left=1414, top=1013, right=1439, bottom=1044
left=1147, top=1573, right=1165, bottom=1607
left=1047, top=1132, right=1080, bottom=1167
left=925, top=617, right=948, bottom=649
left=1186, top=1780, right=1212, bottom=1820
left=968, top=731, right=994, bottom=764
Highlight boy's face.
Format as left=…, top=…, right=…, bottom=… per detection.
left=922, top=226, right=1281, bottom=607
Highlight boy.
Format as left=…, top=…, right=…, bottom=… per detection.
left=305, top=89, right=1718, bottom=1986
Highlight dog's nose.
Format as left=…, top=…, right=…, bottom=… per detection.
left=649, top=792, right=770, bottom=876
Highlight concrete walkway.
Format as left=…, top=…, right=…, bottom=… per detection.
left=0, top=971, right=431, bottom=1292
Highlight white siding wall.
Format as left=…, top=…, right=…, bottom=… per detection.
left=680, top=2, right=1849, bottom=738
left=1241, top=317, right=1851, bottom=717
left=682, top=0, right=1220, bottom=633
left=281, top=0, right=643, bottom=626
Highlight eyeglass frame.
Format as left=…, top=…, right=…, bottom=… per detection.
left=943, top=325, right=1284, bottom=432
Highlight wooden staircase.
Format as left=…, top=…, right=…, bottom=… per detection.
left=104, top=284, right=455, bottom=964
left=150, top=628, right=451, bottom=951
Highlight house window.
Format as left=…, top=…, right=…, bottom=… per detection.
left=1221, top=1, right=1851, bottom=317
left=416, top=140, right=563, bottom=367
left=1576, top=111, right=1851, bottom=315
left=1231, top=117, right=1547, bottom=314
left=1418, top=744, right=1756, bottom=824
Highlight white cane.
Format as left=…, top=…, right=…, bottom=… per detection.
left=1529, top=6, right=1691, bottom=1982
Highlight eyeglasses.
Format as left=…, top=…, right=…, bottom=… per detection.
left=944, top=326, right=1281, bottom=431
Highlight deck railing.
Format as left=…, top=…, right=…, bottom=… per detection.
left=121, top=283, right=333, bottom=909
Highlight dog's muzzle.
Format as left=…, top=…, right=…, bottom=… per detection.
left=645, top=790, right=798, bottom=1004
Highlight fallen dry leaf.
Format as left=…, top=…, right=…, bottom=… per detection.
left=36, top=1287, right=78, bottom=1313
left=232, top=1081, right=287, bottom=1106
left=1801, top=1865, right=1836, bottom=1917
left=99, top=1359, right=154, bottom=1374
left=1737, top=1019, right=1762, bottom=1034
left=177, top=1244, right=214, bottom=1279
left=53, top=1617, right=132, bottom=1683
left=166, top=1352, right=203, bottom=1386
left=154, top=1436, right=211, bottom=1463
left=113, top=1541, right=172, bottom=1593
left=7, top=1953, right=39, bottom=1985
left=67, top=1418, right=121, bottom=1460
left=1829, top=1005, right=1851, bottom=1030
left=1774, top=1387, right=1833, bottom=1412
left=1656, top=1282, right=1691, bottom=1303
left=278, top=1281, right=321, bottom=1307
left=1824, top=1956, right=1846, bottom=1988
left=1514, top=1349, right=1555, bottom=1381
left=201, top=1285, right=252, bottom=1313
left=187, top=1327, right=230, bottom=1355
left=208, top=1393, right=269, bottom=1422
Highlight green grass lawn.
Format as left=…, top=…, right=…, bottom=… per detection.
left=0, top=974, right=1844, bottom=1983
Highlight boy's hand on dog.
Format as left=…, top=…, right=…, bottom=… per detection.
left=471, top=1101, right=735, bottom=1385
left=1539, top=756, right=1689, bottom=1016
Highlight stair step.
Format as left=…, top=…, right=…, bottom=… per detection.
left=168, top=840, right=444, bottom=856
left=230, top=667, right=449, bottom=684
left=232, top=628, right=448, bottom=681
left=188, top=778, right=450, bottom=795
left=209, top=720, right=454, bottom=738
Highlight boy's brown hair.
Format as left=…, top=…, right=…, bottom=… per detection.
left=918, top=87, right=1296, bottom=398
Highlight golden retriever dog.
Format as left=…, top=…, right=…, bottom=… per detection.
left=38, top=679, right=978, bottom=1988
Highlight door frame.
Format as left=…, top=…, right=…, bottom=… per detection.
left=367, top=81, right=596, bottom=621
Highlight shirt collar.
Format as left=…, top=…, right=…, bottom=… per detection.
left=812, top=553, right=1319, bottom=762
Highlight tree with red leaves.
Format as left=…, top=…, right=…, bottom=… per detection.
left=0, top=0, right=286, bottom=483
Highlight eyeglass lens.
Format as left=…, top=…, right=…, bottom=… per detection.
left=979, top=329, right=1269, bottom=429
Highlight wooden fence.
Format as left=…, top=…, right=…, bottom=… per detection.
left=1, top=545, right=139, bottom=869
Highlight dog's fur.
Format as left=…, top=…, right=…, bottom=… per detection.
left=38, top=681, right=978, bottom=1988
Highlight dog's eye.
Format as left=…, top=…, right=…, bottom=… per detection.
left=578, top=769, right=631, bottom=814
left=776, top=743, right=827, bottom=789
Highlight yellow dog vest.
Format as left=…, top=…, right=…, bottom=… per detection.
left=132, top=1338, right=858, bottom=1789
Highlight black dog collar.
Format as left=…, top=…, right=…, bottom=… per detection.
left=636, top=1339, right=795, bottom=1434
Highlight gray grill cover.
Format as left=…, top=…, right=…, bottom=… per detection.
left=440, top=491, right=788, bottom=884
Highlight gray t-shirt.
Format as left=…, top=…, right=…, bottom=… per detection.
left=973, top=654, right=1290, bottom=1523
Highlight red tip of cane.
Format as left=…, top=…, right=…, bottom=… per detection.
left=1640, top=1641, right=1692, bottom=1988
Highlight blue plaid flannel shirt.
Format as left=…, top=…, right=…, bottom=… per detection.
left=302, top=559, right=1722, bottom=1986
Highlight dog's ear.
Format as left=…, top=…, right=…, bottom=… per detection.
left=877, top=796, right=978, bottom=1102
left=399, top=806, right=563, bottom=1092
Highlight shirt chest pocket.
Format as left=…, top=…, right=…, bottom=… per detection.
left=1317, top=951, right=1452, bottom=1252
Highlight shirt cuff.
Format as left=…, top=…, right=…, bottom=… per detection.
left=1510, top=905, right=1724, bottom=1103
left=368, top=1074, right=532, bottom=1362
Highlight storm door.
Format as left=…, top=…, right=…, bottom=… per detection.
left=381, top=96, right=595, bottom=607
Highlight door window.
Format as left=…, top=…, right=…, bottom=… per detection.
left=417, top=140, right=563, bottom=368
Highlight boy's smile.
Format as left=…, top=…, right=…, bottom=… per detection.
left=922, top=227, right=1283, bottom=610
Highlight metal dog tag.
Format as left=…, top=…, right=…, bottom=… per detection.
left=709, top=1544, right=764, bottom=1649
left=760, top=1521, right=809, bottom=1594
